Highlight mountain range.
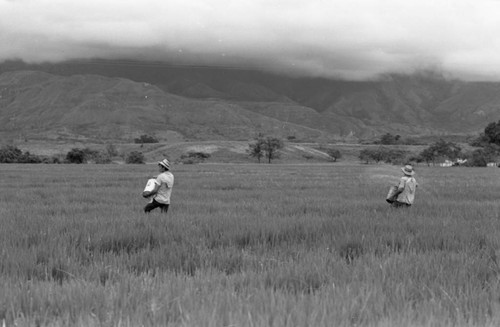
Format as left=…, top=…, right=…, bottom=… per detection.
left=1, top=60, right=499, bottom=143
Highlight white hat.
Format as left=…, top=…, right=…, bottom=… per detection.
left=401, top=164, right=415, bottom=176
left=158, top=159, right=170, bottom=170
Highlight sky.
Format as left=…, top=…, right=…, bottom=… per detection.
left=1, top=0, right=500, bottom=81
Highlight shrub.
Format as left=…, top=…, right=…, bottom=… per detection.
left=378, top=133, right=401, bottom=145
left=0, top=145, right=43, bottom=163
left=359, top=147, right=408, bottom=164
left=463, top=146, right=499, bottom=167
left=180, top=151, right=210, bottom=164
left=65, top=148, right=113, bottom=164
left=92, top=152, right=112, bottom=164
left=65, top=148, right=87, bottom=164
left=126, top=151, right=145, bottom=164
left=417, top=139, right=463, bottom=165
left=134, top=134, right=159, bottom=144
left=326, top=148, right=342, bottom=162
left=105, top=143, right=119, bottom=157
left=18, top=151, right=42, bottom=163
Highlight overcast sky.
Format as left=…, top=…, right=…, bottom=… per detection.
left=1, top=0, right=500, bottom=81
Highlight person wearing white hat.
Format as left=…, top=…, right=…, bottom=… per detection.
left=389, top=164, right=418, bottom=208
left=142, top=159, right=174, bottom=214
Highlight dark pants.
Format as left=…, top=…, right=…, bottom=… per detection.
left=144, top=199, right=169, bottom=214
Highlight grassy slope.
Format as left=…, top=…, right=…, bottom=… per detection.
left=1, top=164, right=500, bottom=326
left=11, top=138, right=432, bottom=165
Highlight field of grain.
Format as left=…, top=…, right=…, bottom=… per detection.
left=1, top=163, right=500, bottom=326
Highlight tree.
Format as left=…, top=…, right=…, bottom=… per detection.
left=358, top=147, right=408, bottom=164
left=248, top=134, right=284, bottom=163
left=418, top=147, right=436, bottom=166
left=248, top=134, right=265, bottom=163
left=126, top=151, right=145, bottom=164
left=326, top=148, right=342, bottom=162
left=359, top=149, right=373, bottom=164
left=66, top=148, right=87, bottom=164
left=262, top=136, right=284, bottom=163
left=418, top=139, right=462, bottom=165
left=0, top=145, right=22, bottom=163
left=484, top=120, right=500, bottom=145
left=19, top=151, right=42, bottom=163
left=379, top=133, right=400, bottom=145
left=466, top=149, right=488, bottom=167
left=180, top=151, right=210, bottom=164
left=134, top=134, right=159, bottom=144
left=106, top=143, right=118, bottom=157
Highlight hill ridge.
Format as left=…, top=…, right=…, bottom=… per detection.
left=1, top=63, right=500, bottom=142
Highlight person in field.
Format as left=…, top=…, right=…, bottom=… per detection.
left=142, top=159, right=174, bottom=214
left=389, top=164, right=418, bottom=208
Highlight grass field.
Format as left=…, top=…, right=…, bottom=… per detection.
left=1, top=163, right=500, bottom=326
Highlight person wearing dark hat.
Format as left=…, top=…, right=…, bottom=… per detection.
left=390, top=164, right=418, bottom=208
left=142, top=159, right=174, bottom=214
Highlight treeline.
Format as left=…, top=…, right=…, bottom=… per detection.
left=359, top=139, right=499, bottom=167
left=0, top=145, right=47, bottom=163
left=0, top=145, right=147, bottom=164
left=359, top=120, right=500, bottom=167
left=373, top=133, right=424, bottom=145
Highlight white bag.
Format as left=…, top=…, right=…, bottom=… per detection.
left=143, top=178, right=157, bottom=193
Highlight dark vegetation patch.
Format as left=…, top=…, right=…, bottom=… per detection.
left=209, top=184, right=253, bottom=191
left=179, top=151, right=211, bottom=164
left=339, top=241, right=365, bottom=264
left=264, top=270, right=328, bottom=294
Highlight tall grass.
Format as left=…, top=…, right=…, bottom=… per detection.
left=1, top=163, right=500, bottom=326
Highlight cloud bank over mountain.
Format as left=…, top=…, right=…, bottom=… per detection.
left=1, top=0, right=500, bottom=80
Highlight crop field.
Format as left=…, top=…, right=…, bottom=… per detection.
left=1, top=163, right=500, bottom=326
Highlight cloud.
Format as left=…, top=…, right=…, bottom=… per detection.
left=1, top=0, right=500, bottom=80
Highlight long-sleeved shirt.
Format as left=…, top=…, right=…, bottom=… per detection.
left=396, top=176, right=418, bottom=205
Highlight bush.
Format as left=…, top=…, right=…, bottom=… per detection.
left=18, top=151, right=42, bottom=163
left=65, top=148, right=87, bottom=164
left=65, top=148, right=113, bottom=164
left=134, top=134, right=159, bottom=144
left=359, top=147, right=408, bottom=164
left=464, top=146, right=499, bottom=167
left=378, top=133, right=401, bottom=145
left=0, top=145, right=42, bottom=163
left=106, top=143, right=119, bottom=157
left=126, top=151, right=145, bottom=164
left=92, top=152, right=112, bottom=164
left=42, top=156, right=62, bottom=164
left=0, top=145, right=23, bottom=163
left=180, top=151, right=210, bottom=164
left=326, top=148, right=342, bottom=162
left=417, top=139, right=463, bottom=165
left=465, top=150, right=488, bottom=167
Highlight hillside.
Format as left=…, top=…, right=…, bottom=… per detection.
left=0, top=70, right=329, bottom=143
left=1, top=61, right=500, bottom=143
